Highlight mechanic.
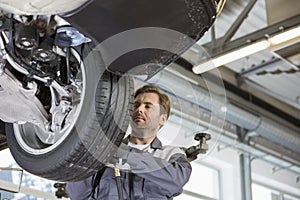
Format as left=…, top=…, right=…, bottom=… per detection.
left=66, top=85, right=192, bottom=200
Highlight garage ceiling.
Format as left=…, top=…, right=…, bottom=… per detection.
left=168, top=0, right=300, bottom=171
left=188, top=0, right=300, bottom=123
left=178, top=0, right=300, bottom=131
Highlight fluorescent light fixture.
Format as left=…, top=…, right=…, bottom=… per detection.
left=192, top=40, right=270, bottom=74
left=269, top=26, right=300, bottom=45
left=192, top=26, right=300, bottom=74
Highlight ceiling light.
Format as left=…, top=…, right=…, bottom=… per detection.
left=192, top=40, right=270, bottom=74
left=268, top=26, right=300, bottom=45
left=192, top=26, right=300, bottom=74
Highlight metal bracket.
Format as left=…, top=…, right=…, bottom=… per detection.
left=184, top=133, right=211, bottom=161
left=0, top=167, right=23, bottom=193
left=55, top=26, right=91, bottom=47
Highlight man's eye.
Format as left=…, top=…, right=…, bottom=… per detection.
left=145, top=105, right=151, bottom=109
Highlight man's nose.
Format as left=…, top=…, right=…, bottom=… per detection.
left=136, top=105, right=145, bottom=113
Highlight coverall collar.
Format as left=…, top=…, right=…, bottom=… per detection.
left=123, top=136, right=163, bottom=150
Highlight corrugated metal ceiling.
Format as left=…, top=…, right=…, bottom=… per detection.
left=195, top=0, right=300, bottom=111
left=174, top=0, right=300, bottom=173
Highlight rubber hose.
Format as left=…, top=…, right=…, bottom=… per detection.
left=115, top=167, right=124, bottom=200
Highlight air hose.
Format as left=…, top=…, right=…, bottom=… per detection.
left=114, top=167, right=124, bottom=200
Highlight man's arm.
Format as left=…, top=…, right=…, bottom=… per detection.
left=126, top=147, right=192, bottom=197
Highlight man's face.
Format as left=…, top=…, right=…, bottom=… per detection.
left=130, top=92, right=167, bottom=137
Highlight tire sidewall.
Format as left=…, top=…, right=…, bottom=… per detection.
left=6, top=44, right=131, bottom=181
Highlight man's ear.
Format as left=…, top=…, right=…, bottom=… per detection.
left=159, top=114, right=167, bottom=126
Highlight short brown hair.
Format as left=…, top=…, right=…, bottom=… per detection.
left=134, top=85, right=171, bottom=119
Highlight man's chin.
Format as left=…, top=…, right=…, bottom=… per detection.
left=131, top=123, right=146, bottom=129
left=131, top=131, right=155, bottom=139
left=131, top=120, right=144, bottom=126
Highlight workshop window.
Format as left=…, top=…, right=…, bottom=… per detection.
left=175, top=162, right=220, bottom=200
left=283, top=194, right=300, bottom=200
left=252, top=183, right=280, bottom=200
left=0, top=149, right=56, bottom=199
left=252, top=183, right=300, bottom=200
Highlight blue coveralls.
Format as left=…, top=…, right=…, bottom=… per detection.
left=66, top=137, right=192, bottom=200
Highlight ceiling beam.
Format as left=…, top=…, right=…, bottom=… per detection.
left=219, top=0, right=258, bottom=45
left=218, top=67, right=300, bottom=127
left=204, top=14, right=300, bottom=57
left=238, top=58, right=281, bottom=77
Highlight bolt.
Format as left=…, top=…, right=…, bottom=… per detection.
left=55, top=124, right=61, bottom=134
left=39, top=52, right=48, bottom=58
left=278, top=26, right=284, bottom=32
left=26, top=82, right=34, bottom=90
left=65, top=31, right=74, bottom=38
left=45, top=122, right=51, bottom=131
